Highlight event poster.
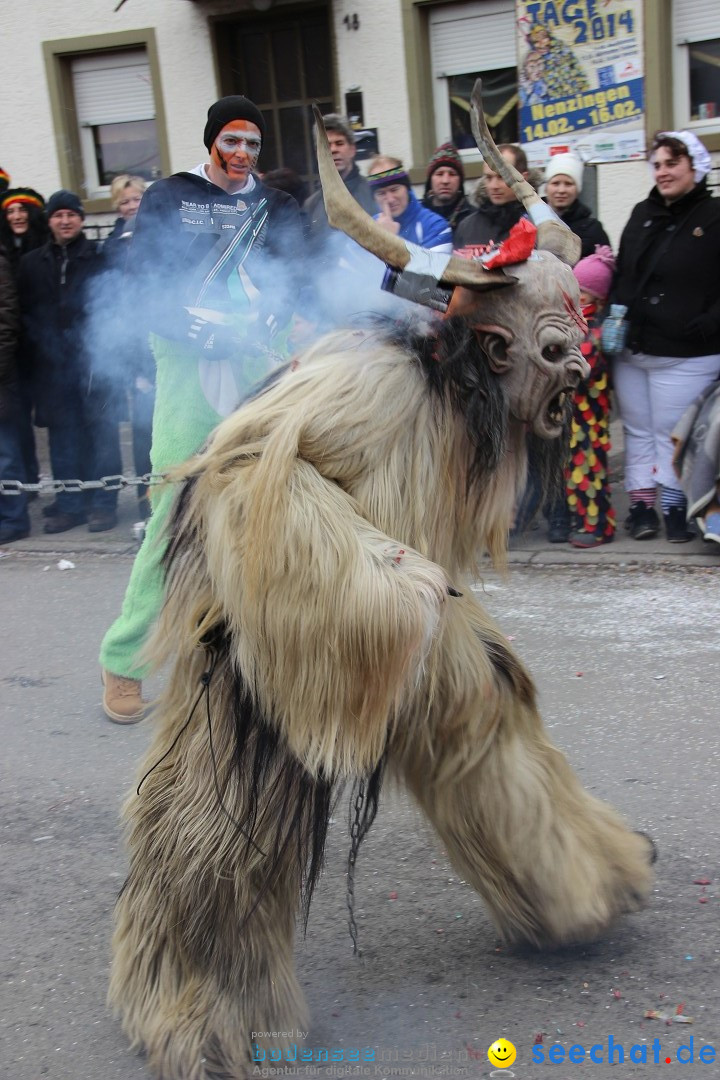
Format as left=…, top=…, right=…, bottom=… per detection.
left=516, top=0, right=645, bottom=166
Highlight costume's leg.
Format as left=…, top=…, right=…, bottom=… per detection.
left=110, top=448, right=452, bottom=1078
left=99, top=336, right=221, bottom=679
left=392, top=598, right=654, bottom=947
left=109, top=640, right=322, bottom=1080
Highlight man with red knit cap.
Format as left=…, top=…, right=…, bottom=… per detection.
left=98, top=94, right=303, bottom=723
left=421, top=142, right=473, bottom=237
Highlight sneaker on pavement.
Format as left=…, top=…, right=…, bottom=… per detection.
left=625, top=502, right=660, bottom=540
left=0, top=525, right=30, bottom=544
left=664, top=505, right=694, bottom=543
left=87, top=509, right=118, bottom=533
left=547, top=520, right=571, bottom=543
left=43, top=511, right=86, bottom=534
left=703, top=512, right=720, bottom=545
left=101, top=669, right=145, bottom=724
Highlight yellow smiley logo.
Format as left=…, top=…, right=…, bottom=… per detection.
left=488, top=1038, right=517, bottom=1068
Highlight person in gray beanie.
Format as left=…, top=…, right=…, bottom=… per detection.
left=45, top=189, right=85, bottom=220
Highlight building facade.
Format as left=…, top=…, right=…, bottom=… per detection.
left=2, top=0, right=719, bottom=246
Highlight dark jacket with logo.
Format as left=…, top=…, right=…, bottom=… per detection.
left=128, top=169, right=304, bottom=348
left=614, top=180, right=720, bottom=357
left=453, top=199, right=527, bottom=250
left=16, top=232, right=103, bottom=424
left=547, top=198, right=610, bottom=259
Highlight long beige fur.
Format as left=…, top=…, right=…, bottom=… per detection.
left=109, top=328, right=653, bottom=1080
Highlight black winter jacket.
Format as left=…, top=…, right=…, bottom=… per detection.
left=127, top=170, right=303, bottom=348
left=453, top=199, right=526, bottom=249
left=0, top=249, right=19, bottom=420
left=16, top=233, right=104, bottom=424
left=421, top=191, right=474, bottom=236
left=547, top=198, right=610, bottom=259
left=614, top=181, right=720, bottom=358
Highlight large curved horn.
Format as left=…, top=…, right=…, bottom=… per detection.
left=469, top=80, right=580, bottom=266
left=312, top=105, right=514, bottom=291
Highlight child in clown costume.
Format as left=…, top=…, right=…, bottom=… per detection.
left=567, top=246, right=616, bottom=547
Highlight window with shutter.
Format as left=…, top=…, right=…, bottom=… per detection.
left=429, top=1, right=518, bottom=150
left=71, top=49, right=162, bottom=192
left=673, top=0, right=720, bottom=130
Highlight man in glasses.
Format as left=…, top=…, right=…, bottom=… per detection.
left=98, top=94, right=303, bottom=723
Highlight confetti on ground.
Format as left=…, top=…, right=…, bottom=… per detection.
left=644, top=1009, right=693, bottom=1024
left=694, top=878, right=712, bottom=886
left=612, top=989, right=623, bottom=999
left=388, top=891, right=398, bottom=900
left=57, top=559, right=75, bottom=570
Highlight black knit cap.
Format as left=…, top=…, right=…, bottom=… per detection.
left=203, top=96, right=266, bottom=151
left=46, top=189, right=85, bottom=219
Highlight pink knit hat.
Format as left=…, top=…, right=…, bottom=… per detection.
left=573, top=245, right=615, bottom=301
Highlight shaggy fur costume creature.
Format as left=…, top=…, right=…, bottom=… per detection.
left=109, top=91, right=654, bottom=1080
left=109, top=312, right=654, bottom=1079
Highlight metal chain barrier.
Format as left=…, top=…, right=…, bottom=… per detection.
left=0, top=473, right=168, bottom=495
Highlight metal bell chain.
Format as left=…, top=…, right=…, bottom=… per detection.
left=0, top=473, right=168, bottom=495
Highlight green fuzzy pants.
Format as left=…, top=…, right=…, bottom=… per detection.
left=99, top=335, right=222, bottom=680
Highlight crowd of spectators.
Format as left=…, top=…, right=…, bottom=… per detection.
left=0, top=118, right=719, bottom=558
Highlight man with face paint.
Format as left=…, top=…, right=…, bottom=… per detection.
left=98, top=94, right=303, bottom=724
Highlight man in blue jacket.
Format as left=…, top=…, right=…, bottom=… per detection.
left=367, top=155, right=453, bottom=252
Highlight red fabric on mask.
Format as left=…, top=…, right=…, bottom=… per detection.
left=482, top=218, right=537, bottom=268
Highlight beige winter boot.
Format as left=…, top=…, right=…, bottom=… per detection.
left=101, top=669, right=145, bottom=724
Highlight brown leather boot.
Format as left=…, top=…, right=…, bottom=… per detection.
left=101, top=669, right=145, bottom=724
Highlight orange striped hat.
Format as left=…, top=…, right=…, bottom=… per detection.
left=1, top=187, right=45, bottom=213
left=0, top=167, right=10, bottom=193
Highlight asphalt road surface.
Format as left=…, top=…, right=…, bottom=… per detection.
left=1, top=554, right=719, bottom=1079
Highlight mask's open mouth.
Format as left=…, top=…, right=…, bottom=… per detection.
left=532, top=385, right=574, bottom=437
left=547, top=388, right=568, bottom=426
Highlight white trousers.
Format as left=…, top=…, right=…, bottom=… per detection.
left=612, top=350, right=720, bottom=491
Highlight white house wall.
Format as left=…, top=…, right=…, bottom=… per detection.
left=331, top=1, right=412, bottom=165
left=2, top=0, right=217, bottom=200
left=3, top=0, right=717, bottom=249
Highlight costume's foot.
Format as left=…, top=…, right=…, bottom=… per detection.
left=101, top=669, right=145, bottom=724
left=569, top=530, right=614, bottom=548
